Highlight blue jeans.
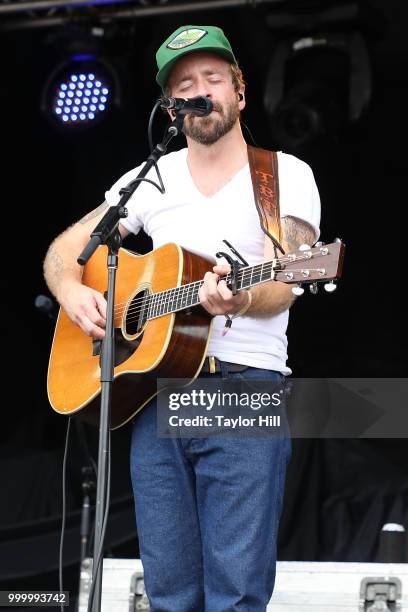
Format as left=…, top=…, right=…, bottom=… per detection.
left=130, top=364, right=292, bottom=612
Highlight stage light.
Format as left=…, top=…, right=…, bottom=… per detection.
left=264, top=32, right=372, bottom=150
left=41, top=33, right=122, bottom=130
left=53, top=70, right=110, bottom=125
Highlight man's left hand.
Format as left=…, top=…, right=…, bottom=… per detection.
left=198, top=264, right=249, bottom=316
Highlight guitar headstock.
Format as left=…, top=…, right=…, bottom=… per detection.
left=274, top=239, right=345, bottom=294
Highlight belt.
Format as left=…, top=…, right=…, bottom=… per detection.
left=200, top=356, right=249, bottom=374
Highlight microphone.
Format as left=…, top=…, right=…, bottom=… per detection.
left=159, top=96, right=213, bottom=117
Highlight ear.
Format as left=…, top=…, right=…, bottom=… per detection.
left=238, top=84, right=246, bottom=110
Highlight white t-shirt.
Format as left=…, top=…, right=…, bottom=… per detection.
left=105, top=147, right=321, bottom=374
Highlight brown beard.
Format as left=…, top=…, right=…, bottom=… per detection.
left=182, top=98, right=240, bottom=145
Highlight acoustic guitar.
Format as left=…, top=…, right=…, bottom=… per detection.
left=47, top=240, right=344, bottom=429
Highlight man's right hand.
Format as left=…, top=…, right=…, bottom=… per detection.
left=58, top=282, right=107, bottom=339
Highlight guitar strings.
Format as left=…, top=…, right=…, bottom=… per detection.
left=120, top=267, right=333, bottom=327
left=112, top=261, right=277, bottom=320
left=110, top=251, right=330, bottom=321
left=112, top=258, right=330, bottom=324
left=110, top=265, right=265, bottom=316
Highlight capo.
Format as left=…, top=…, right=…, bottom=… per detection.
left=216, top=240, right=249, bottom=334
left=216, top=240, right=248, bottom=295
left=216, top=251, right=240, bottom=295
left=221, top=239, right=249, bottom=266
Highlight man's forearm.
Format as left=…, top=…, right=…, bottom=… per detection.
left=246, top=281, right=295, bottom=317
left=243, top=215, right=317, bottom=318
left=43, top=201, right=109, bottom=302
left=43, top=234, right=84, bottom=302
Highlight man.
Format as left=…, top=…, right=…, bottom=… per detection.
left=44, top=25, right=320, bottom=611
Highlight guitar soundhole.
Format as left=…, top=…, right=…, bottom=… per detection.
left=125, top=289, right=150, bottom=336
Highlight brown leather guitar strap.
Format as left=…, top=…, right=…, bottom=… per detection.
left=247, top=144, right=285, bottom=255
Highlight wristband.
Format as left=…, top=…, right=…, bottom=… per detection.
left=231, top=290, right=252, bottom=319
left=221, top=290, right=253, bottom=337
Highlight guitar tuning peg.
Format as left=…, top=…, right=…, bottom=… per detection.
left=324, top=281, right=337, bottom=293
left=315, top=241, right=325, bottom=248
left=299, top=244, right=311, bottom=251
left=309, top=282, right=319, bottom=295
left=335, top=238, right=342, bottom=244
left=292, top=286, right=304, bottom=296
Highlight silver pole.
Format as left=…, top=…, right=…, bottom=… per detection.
left=0, top=0, right=283, bottom=18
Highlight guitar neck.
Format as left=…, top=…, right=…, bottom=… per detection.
left=145, top=240, right=344, bottom=320
left=146, top=261, right=274, bottom=320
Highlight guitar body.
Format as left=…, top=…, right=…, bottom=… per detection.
left=47, top=243, right=214, bottom=429
left=48, top=238, right=345, bottom=429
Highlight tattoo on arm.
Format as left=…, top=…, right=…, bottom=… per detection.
left=78, top=201, right=108, bottom=225
left=47, top=245, right=64, bottom=288
left=282, top=216, right=316, bottom=253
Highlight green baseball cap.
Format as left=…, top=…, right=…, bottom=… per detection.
left=156, top=25, right=237, bottom=90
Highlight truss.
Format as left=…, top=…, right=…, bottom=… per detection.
left=0, top=0, right=285, bottom=31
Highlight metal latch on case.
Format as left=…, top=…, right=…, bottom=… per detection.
left=359, top=576, right=402, bottom=611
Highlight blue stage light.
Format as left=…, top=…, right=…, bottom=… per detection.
left=51, top=71, right=111, bottom=126
left=43, top=55, right=119, bottom=129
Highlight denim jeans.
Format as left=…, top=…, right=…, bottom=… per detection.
left=130, top=364, right=292, bottom=612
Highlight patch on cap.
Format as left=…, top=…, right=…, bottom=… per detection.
left=167, top=28, right=208, bottom=50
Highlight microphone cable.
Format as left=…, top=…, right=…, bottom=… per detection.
left=58, top=416, right=111, bottom=612
left=86, top=427, right=112, bottom=612
left=59, top=417, right=71, bottom=612
left=120, top=99, right=169, bottom=199
left=241, top=120, right=258, bottom=147
left=146, top=99, right=166, bottom=194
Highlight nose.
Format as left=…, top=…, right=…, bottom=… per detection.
left=193, top=75, right=212, bottom=100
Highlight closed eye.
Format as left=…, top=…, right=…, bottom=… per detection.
left=177, top=79, right=193, bottom=92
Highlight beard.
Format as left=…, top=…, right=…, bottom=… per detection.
left=182, top=97, right=240, bottom=145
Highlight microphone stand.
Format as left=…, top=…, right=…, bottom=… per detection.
left=77, top=113, right=185, bottom=612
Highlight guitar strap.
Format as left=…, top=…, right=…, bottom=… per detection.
left=247, top=145, right=285, bottom=255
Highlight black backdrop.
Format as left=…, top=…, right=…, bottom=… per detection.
left=1, top=0, right=407, bottom=607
